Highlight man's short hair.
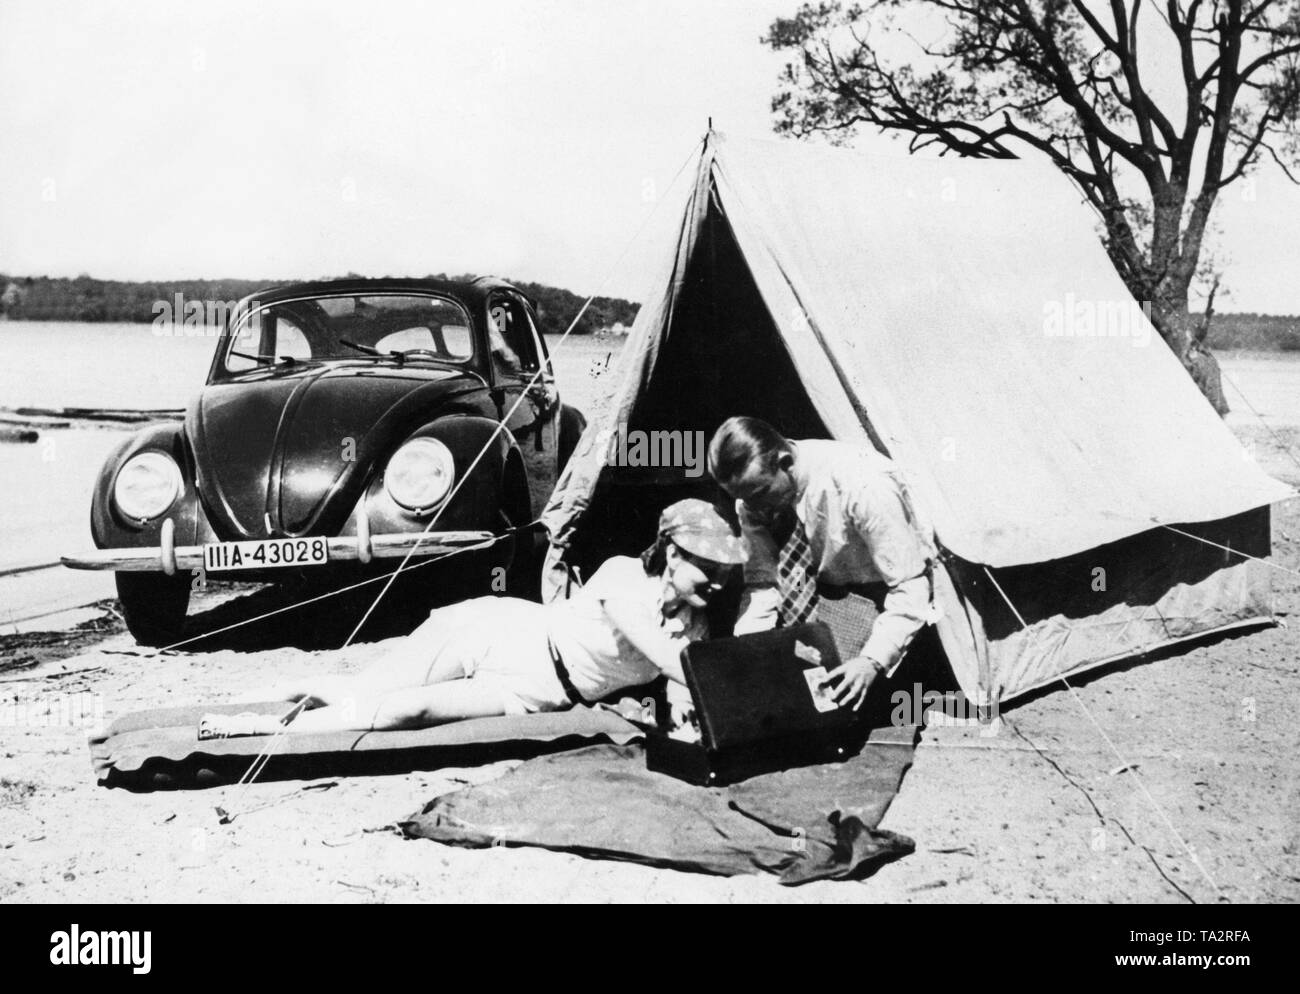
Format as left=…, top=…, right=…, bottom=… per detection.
left=707, top=416, right=792, bottom=484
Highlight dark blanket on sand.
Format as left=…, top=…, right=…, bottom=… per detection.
left=89, top=701, right=641, bottom=790
left=401, top=725, right=919, bottom=885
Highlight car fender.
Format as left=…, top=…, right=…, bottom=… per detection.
left=360, top=414, right=523, bottom=536
left=90, top=422, right=204, bottom=552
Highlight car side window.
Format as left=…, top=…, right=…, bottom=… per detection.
left=487, top=293, right=540, bottom=376
left=511, top=296, right=547, bottom=375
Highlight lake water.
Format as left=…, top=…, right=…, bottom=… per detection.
left=1, top=321, right=1297, bottom=615
left=4, top=319, right=1300, bottom=432
left=0, top=320, right=630, bottom=413
left=1218, top=352, right=1300, bottom=429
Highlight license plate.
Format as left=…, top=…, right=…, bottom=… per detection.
left=203, top=537, right=329, bottom=572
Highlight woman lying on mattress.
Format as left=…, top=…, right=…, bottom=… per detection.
left=197, top=499, right=747, bottom=739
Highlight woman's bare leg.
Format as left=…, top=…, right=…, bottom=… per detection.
left=275, top=679, right=510, bottom=734
left=202, top=678, right=511, bottom=738
left=247, top=611, right=481, bottom=706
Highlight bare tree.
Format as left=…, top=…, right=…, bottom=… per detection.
left=765, top=0, right=1300, bottom=414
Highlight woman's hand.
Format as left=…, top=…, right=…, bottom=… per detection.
left=821, top=655, right=885, bottom=711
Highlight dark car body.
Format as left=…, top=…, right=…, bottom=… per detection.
left=64, top=276, right=584, bottom=645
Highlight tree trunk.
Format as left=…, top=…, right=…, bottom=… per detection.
left=1149, top=295, right=1230, bottom=417
left=1185, top=340, right=1230, bottom=416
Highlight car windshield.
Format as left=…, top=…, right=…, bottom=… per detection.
left=222, top=293, right=474, bottom=374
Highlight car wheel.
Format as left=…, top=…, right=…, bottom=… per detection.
left=115, top=572, right=191, bottom=648
left=505, top=522, right=547, bottom=601
left=557, top=404, right=587, bottom=472
left=499, top=456, right=543, bottom=599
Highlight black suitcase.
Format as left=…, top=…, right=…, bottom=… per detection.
left=646, top=622, right=857, bottom=786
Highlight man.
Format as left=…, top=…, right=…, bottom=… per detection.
left=707, top=416, right=936, bottom=712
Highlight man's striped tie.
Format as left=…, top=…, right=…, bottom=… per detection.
left=776, top=511, right=818, bottom=627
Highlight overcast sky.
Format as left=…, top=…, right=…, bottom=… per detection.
left=2, top=0, right=1298, bottom=312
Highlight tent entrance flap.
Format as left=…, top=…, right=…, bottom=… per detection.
left=557, top=192, right=830, bottom=581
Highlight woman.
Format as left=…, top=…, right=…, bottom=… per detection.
left=198, top=499, right=746, bottom=738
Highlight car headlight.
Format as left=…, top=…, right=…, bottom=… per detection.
left=113, top=451, right=182, bottom=521
left=384, top=437, right=455, bottom=512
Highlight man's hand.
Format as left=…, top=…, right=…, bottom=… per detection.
left=668, top=699, right=696, bottom=730
left=821, top=655, right=885, bottom=711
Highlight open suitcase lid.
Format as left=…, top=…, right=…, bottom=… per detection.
left=682, top=621, right=856, bottom=752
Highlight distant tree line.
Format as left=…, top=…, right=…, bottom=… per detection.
left=1204, top=313, right=1300, bottom=352
left=508, top=279, right=637, bottom=337
left=0, top=273, right=640, bottom=336
left=1, top=272, right=1294, bottom=351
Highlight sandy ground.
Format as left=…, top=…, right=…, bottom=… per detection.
left=1, top=352, right=1298, bottom=903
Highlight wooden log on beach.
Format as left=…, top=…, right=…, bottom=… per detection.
left=4, top=405, right=183, bottom=424
left=61, top=406, right=184, bottom=421
left=0, top=411, right=71, bottom=428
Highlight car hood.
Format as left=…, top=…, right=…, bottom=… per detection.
left=187, top=363, right=481, bottom=538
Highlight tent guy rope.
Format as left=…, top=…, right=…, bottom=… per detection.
left=980, top=564, right=1225, bottom=903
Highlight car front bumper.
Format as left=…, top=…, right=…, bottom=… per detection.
left=62, top=518, right=498, bottom=574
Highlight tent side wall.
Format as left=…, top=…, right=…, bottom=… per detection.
left=711, top=134, right=1292, bottom=568
left=936, top=507, right=1275, bottom=705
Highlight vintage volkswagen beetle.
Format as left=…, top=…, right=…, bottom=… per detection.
left=63, top=276, right=585, bottom=646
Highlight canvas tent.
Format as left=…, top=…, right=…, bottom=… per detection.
left=540, top=131, right=1293, bottom=707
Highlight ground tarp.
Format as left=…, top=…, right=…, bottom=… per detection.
left=401, top=725, right=918, bottom=885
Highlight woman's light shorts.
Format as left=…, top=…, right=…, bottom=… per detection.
left=410, top=596, right=569, bottom=716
